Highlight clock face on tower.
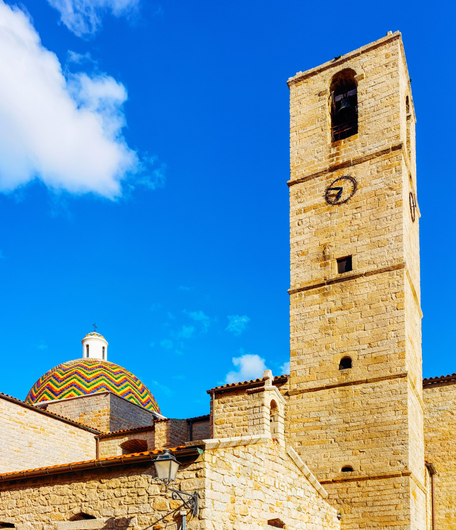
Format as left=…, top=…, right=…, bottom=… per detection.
left=324, top=176, right=357, bottom=205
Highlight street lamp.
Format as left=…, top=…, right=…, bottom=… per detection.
left=153, top=448, right=180, bottom=484
left=153, top=449, right=198, bottom=528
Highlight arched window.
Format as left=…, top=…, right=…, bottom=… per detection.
left=339, top=357, right=352, bottom=370
left=120, top=439, right=148, bottom=455
left=85, top=344, right=89, bottom=357
left=330, top=69, right=358, bottom=142
left=69, top=514, right=95, bottom=522
left=341, top=466, right=354, bottom=472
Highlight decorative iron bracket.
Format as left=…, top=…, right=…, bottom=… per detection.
left=167, top=487, right=199, bottom=517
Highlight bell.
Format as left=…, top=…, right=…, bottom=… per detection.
left=337, top=97, right=356, bottom=122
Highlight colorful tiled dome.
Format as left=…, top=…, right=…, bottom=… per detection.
left=25, top=359, right=160, bottom=413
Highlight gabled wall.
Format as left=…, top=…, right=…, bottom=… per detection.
left=0, top=395, right=97, bottom=473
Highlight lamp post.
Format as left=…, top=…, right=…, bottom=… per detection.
left=153, top=449, right=198, bottom=529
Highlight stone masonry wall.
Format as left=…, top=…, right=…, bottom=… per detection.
left=200, top=437, right=339, bottom=530
left=191, top=419, right=210, bottom=441
left=44, top=394, right=111, bottom=432
left=0, top=397, right=96, bottom=473
left=424, top=382, right=456, bottom=530
left=43, top=393, right=156, bottom=432
left=98, top=430, right=156, bottom=459
left=109, top=394, right=157, bottom=432
left=154, top=419, right=188, bottom=448
left=0, top=461, right=205, bottom=530
left=0, top=439, right=339, bottom=530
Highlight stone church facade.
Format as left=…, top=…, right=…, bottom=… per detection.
left=0, top=32, right=454, bottom=530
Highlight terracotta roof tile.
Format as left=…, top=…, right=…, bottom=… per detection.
left=423, top=373, right=456, bottom=388
left=186, top=414, right=210, bottom=422
left=207, top=374, right=288, bottom=394
left=98, top=424, right=155, bottom=438
left=0, top=446, right=195, bottom=482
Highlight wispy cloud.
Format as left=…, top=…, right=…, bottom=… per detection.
left=149, top=341, right=155, bottom=348
left=150, top=302, right=162, bottom=311
left=280, top=361, right=290, bottom=375
left=0, top=250, right=5, bottom=259
left=226, top=315, right=250, bottom=336
left=47, top=0, right=140, bottom=37
left=160, top=338, right=173, bottom=349
left=184, top=310, right=212, bottom=333
left=0, top=1, right=161, bottom=199
left=179, top=285, right=191, bottom=292
left=151, top=380, right=173, bottom=397
left=225, top=349, right=266, bottom=384
left=167, top=312, right=175, bottom=320
left=178, top=325, right=195, bottom=339
left=37, top=342, right=48, bottom=350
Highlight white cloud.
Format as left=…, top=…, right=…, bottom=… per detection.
left=47, top=0, right=139, bottom=37
left=280, top=361, right=290, bottom=375
left=37, top=342, right=48, bottom=350
left=0, top=2, right=152, bottom=199
left=178, top=325, right=195, bottom=339
left=185, top=310, right=211, bottom=333
left=226, top=315, right=250, bottom=336
left=225, top=350, right=266, bottom=384
left=160, top=339, right=173, bottom=349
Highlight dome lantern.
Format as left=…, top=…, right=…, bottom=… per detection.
left=81, top=332, right=108, bottom=361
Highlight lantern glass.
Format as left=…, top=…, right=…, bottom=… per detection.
left=154, top=449, right=180, bottom=482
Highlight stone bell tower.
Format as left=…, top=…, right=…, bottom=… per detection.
left=286, top=33, right=425, bottom=528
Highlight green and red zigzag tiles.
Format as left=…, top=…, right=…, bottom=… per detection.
left=26, top=359, right=160, bottom=413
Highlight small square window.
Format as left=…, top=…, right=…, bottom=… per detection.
left=337, top=256, right=352, bottom=274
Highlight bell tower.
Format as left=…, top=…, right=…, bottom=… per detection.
left=286, top=33, right=425, bottom=528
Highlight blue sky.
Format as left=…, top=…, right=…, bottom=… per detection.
left=0, top=0, right=454, bottom=418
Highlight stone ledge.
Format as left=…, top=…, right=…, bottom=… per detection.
left=186, top=434, right=270, bottom=450
left=286, top=447, right=328, bottom=499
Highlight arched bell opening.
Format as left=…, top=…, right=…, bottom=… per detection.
left=330, top=69, right=358, bottom=142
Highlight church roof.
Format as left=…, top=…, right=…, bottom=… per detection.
left=25, top=359, right=160, bottom=414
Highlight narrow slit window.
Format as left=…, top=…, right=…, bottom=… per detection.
left=102, top=346, right=105, bottom=360
left=339, top=357, right=352, bottom=370
left=337, top=256, right=352, bottom=274
left=86, top=344, right=89, bottom=357
left=341, top=466, right=353, bottom=472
